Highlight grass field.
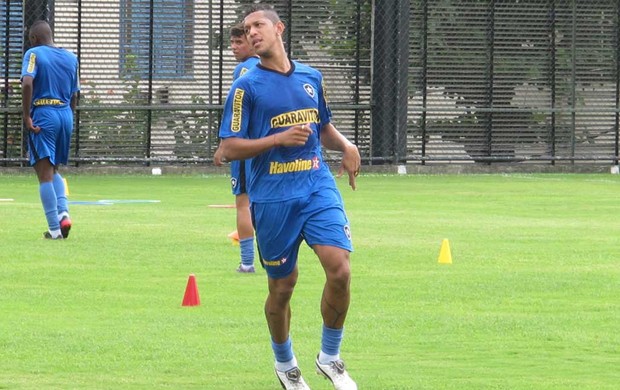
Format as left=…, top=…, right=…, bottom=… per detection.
left=1, top=172, right=619, bottom=389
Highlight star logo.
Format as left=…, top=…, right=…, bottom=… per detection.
left=303, top=83, right=315, bottom=98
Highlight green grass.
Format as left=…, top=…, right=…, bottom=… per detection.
left=1, top=172, right=619, bottom=389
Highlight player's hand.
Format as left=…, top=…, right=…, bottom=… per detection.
left=337, top=142, right=361, bottom=190
left=24, top=116, right=41, bottom=134
left=213, top=143, right=224, bottom=166
left=275, top=123, right=313, bottom=147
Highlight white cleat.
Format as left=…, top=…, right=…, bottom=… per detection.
left=315, top=357, right=357, bottom=390
left=275, top=366, right=311, bottom=390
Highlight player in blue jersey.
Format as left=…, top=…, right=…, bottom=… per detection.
left=217, top=5, right=360, bottom=390
left=214, top=23, right=260, bottom=273
left=21, top=20, right=80, bottom=240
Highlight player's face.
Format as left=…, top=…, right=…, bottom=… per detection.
left=230, top=35, right=253, bottom=62
left=244, top=11, right=282, bottom=57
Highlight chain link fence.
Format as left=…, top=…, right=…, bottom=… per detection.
left=2, top=0, right=620, bottom=167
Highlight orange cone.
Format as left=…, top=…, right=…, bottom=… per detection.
left=182, top=274, right=200, bottom=306
left=227, top=230, right=240, bottom=246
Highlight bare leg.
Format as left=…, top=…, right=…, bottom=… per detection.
left=313, top=245, right=351, bottom=328
left=236, top=193, right=253, bottom=239
left=33, top=157, right=55, bottom=184
left=264, top=267, right=298, bottom=343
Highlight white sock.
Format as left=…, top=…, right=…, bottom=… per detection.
left=318, top=351, right=340, bottom=364
left=275, top=356, right=298, bottom=372
left=49, top=229, right=62, bottom=239
left=58, top=211, right=70, bottom=221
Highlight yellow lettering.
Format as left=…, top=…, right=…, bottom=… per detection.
left=231, top=88, right=245, bottom=133
left=270, top=109, right=319, bottom=129
left=27, top=53, right=36, bottom=73
left=269, top=159, right=313, bottom=175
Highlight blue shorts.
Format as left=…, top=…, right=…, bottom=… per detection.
left=230, top=159, right=250, bottom=195
left=252, top=187, right=353, bottom=279
left=27, top=106, right=73, bottom=166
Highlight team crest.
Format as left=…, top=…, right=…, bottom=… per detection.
left=303, top=83, right=315, bottom=98
left=344, top=225, right=351, bottom=240
left=231, top=177, right=237, bottom=189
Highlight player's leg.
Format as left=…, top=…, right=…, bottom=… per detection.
left=313, top=245, right=357, bottom=390
left=53, top=108, right=73, bottom=238
left=231, top=160, right=255, bottom=272
left=266, top=269, right=310, bottom=389
left=303, top=188, right=357, bottom=389
left=236, top=192, right=255, bottom=272
left=29, top=109, right=62, bottom=239
left=33, top=157, right=61, bottom=239
left=254, top=199, right=309, bottom=389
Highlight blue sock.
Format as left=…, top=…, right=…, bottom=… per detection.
left=271, top=337, right=294, bottom=363
left=52, top=173, right=69, bottom=216
left=240, top=237, right=255, bottom=267
left=39, top=182, right=59, bottom=230
left=321, top=325, right=344, bottom=356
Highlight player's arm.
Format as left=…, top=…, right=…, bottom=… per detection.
left=71, top=93, right=78, bottom=111
left=219, top=124, right=312, bottom=162
left=20, top=76, right=40, bottom=133
left=320, top=123, right=361, bottom=190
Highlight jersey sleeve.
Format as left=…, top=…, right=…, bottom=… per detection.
left=317, top=73, right=333, bottom=126
left=219, top=79, right=252, bottom=139
left=21, top=49, right=37, bottom=80
left=73, top=54, right=81, bottom=94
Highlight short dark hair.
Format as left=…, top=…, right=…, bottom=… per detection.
left=230, top=22, right=245, bottom=38
left=243, top=3, right=281, bottom=23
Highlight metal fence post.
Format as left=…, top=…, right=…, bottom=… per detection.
left=371, top=0, right=409, bottom=164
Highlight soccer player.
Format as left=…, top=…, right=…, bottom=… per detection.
left=217, top=4, right=361, bottom=390
left=214, top=23, right=260, bottom=273
left=21, top=20, right=79, bottom=239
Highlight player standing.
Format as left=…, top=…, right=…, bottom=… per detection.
left=217, top=4, right=360, bottom=390
left=21, top=20, right=79, bottom=240
left=215, top=23, right=260, bottom=273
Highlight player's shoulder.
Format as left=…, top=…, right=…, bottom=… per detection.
left=242, top=56, right=260, bottom=68
left=292, top=61, right=322, bottom=76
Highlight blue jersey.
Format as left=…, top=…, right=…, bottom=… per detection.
left=229, top=56, right=259, bottom=196
left=21, top=45, right=80, bottom=110
left=219, top=60, right=335, bottom=203
left=233, top=56, right=260, bottom=80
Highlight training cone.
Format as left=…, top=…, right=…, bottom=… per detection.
left=182, top=274, right=201, bottom=306
left=227, top=230, right=240, bottom=246
left=438, top=239, right=452, bottom=264
left=63, top=178, right=70, bottom=196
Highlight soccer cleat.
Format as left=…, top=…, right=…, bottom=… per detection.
left=315, top=356, right=357, bottom=390
left=275, top=366, right=311, bottom=390
left=43, top=231, right=63, bottom=240
left=236, top=264, right=256, bottom=273
left=60, top=216, right=72, bottom=238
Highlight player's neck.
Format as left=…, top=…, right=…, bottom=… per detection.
left=260, top=52, right=291, bottom=73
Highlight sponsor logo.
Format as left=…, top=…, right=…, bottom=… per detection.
left=262, top=257, right=287, bottom=267
left=231, top=88, right=245, bottom=132
left=269, top=158, right=320, bottom=175
left=270, top=108, right=319, bottom=129
left=303, top=83, right=315, bottom=98
left=27, top=53, right=36, bottom=73
left=34, top=98, right=63, bottom=106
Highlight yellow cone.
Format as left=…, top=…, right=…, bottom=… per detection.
left=438, top=239, right=452, bottom=264
left=63, top=178, right=70, bottom=196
